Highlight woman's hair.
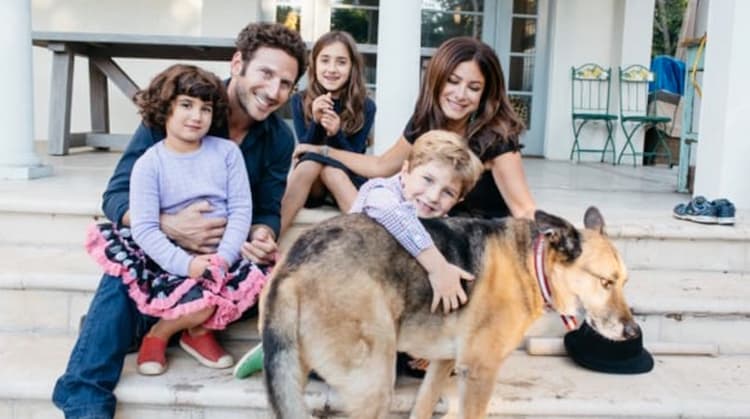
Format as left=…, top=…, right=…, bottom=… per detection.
left=303, top=31, right=368, bottom=137
left=235, top=22, right=307, bottom=83
left=134, top=64, right=228, bottom=130
left=408, top=37, right=525, bottom=161
left=407, top=130, right=484, bottom=198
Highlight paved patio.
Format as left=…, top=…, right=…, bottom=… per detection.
left=1, top=143, right=743, bottom=231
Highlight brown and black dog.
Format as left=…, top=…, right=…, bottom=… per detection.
left=261, top=207, right=638, bottom=418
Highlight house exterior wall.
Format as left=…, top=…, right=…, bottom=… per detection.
left=31, top=0, right=260, bottom=142
left=693, top=0, right=750, bottom=208
left=543, top=0, right=655, bottom=161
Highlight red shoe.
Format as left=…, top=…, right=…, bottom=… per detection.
left=179, top=330, right=234, bottom=369
left=137, top=335, right=168, bottom=376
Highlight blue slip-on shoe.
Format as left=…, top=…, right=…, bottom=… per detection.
left=711, top=198, right=736, bottom=226
left=673, top=196, right=718, bottom=224
left=233, top=342, right=263, bottom=379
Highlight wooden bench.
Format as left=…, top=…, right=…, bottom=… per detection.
left=32, top=31, right=237, bottom=155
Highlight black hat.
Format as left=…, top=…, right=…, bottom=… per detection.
left=564, top=320, right=654, bottom=374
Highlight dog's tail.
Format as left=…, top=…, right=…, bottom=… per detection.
left=262, top=277, right=309, bottom=418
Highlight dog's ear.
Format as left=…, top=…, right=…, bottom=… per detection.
left=534, top=210, right=582, bottom=262
left=583, top=206, right=605, bottom=234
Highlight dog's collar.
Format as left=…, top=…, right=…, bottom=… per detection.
left=533, top=234, right=578, bottom=331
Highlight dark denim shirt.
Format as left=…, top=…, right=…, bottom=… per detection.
left=102, top=112, right=294, bottom=238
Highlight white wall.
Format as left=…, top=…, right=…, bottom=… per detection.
left=31, top=0, right=260, bottom=142
left=692, top=0, right=750, bottom=208
left=543, top=0, right=655, bottom=162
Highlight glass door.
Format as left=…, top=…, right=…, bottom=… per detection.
left=488, top=0, right=548, bottom=156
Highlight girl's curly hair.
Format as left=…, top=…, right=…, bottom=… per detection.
left=134, top=64, right=228, bottom=130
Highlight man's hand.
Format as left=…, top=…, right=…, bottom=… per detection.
left=160, top=201, right=227, bottom=254
left=241, top=225, right=278, bottom=265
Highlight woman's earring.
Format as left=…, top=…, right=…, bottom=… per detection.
left=469, top=112, right=477, bottom=123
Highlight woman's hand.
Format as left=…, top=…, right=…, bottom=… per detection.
left=292, top=143, right=322, bottom=161
left=160, top=201, right=226, bottom=254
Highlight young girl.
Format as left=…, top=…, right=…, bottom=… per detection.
left=279, top=30, right=376, bottom=236
left=84, top=64, right=267, bottom=376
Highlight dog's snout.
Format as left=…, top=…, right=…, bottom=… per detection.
left=622, top=320, right=641, bottom=340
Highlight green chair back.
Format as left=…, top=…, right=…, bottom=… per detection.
left=618, top=64, right=654, bottom=119
left=571, top=63, right=613, bottom=117
left=569, top=63, right=618, bottom=164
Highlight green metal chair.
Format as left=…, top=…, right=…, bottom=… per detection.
left=570, top=63, right=618, bottom=163
left=617, top=64, right=673, bottom=167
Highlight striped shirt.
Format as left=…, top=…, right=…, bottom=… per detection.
left=349, top=174, right=433, bottom=257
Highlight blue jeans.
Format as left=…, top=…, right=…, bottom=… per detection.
left=52, top=274, right=157, bottom=419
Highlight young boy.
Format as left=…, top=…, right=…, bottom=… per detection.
left=234, top=129, right=483, bottom=379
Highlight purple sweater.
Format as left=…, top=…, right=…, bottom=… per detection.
left=349, top=174, right=433, bottom=257
left=129, top=136, right=252, bottom=276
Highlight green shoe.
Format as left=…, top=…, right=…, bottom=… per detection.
left=233, top=343, right=264, bottom=379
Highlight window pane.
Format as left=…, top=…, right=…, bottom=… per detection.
left=276, top=6, right=301, bottom=33
left=509, top=95, right=531, bottom=127
left=422, top=0, right=483, bottom=13
left=362, top=52, right=377, bottom=86
left=332, top=0, right=379, bottom=6
left=510, top=17, right=536, bottom=53
left=508, top=56, right=534, bottom=92
left=513, top=0, right=537, bottom=14
left=331, top=8, right=379, bottom=44
left=421, top=11, right=483, bottom=48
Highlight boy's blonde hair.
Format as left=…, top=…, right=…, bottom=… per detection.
left=406, top=130, right=484, bottom=198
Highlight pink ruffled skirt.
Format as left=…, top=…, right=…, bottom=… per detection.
left=85, top=222, right=268, bottom=330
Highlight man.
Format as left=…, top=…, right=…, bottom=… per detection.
left=52, top=22, right=307, bottom=419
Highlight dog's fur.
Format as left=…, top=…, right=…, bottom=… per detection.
left=261, top=207, right=638, bottom=418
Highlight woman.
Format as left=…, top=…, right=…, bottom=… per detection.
left=293, top=36, right=535, bottom=220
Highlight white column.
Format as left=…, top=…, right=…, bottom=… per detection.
left=693, top=0, right=750, bottom=208
left=373, top=0, right=421, bottom=154
left=0, top=0, right=51, bottom=179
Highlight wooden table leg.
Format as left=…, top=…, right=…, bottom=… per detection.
left=47, top=43, right=74, bottom=155
left=88, top=59, right=110, bottom=150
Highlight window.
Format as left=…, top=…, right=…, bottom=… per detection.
left=331, top=0, right=379, bottom=92
left=421, top=1, right=484, bottom=49
left=274, top=1, right=302, bottom=32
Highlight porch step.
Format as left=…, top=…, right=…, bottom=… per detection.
left=2, top=334, right=748, bottom=418
left=2, top=246, right=750, bottom=353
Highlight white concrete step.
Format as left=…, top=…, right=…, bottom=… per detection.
left=2, top=197, right=750, bottom=271
left=2, top=334, right=748, bottom=418
left=2, top=244, right=750, bottom=353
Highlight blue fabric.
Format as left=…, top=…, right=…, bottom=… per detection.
left=52, top=275, right=158, bottom=419
left=649, top=55, right=686, bottom=95
left=290, top=91, right=375, bottom=153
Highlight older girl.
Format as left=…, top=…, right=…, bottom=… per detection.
left=280, top=30, right=376, bottom=236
